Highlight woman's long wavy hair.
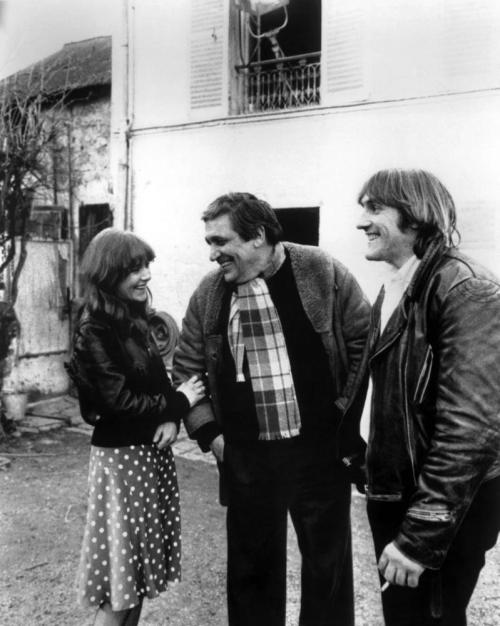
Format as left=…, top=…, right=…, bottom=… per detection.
left=80, top=228, right=155, bottom=321
left=357, top=169, right=460, bottom=258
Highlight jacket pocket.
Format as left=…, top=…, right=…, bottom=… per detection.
left=413, top=345, right=434, bottom=405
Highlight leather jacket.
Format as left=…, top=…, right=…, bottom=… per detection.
left=174, top=242, right=371, bottom=461
left=68, top=307, right=189, bottom=447
left=366, top=241, right=500, bottom=569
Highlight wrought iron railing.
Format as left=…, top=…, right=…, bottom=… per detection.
left=235, top=51, right=321, bottom=113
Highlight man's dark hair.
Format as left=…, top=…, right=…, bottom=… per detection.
left=358, top=169, right=460, bottom=258
left=202, top=192, right=283, bottom=245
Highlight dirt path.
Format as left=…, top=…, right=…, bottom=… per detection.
left=0, top=428, right=498, bottom=625
left=0, top=429, right=229, bottom=626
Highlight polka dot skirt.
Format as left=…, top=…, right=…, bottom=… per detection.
left=76, top=444, right=181, bottom=611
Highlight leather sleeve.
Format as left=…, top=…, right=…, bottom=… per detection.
left=334, top=265, right=371, bottom=412
left=396, top=276, right=500, bottom=569
left=77, top=319, right=188, bottom=427
left=173, top=288, right=217, bottom=437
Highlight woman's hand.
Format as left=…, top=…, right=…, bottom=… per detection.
left=178, top=375, right=206, bottom=407
left=153, top=422, right=178, bottom=449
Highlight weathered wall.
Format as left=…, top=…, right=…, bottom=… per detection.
left=9, top=92, right=112, bottom=397
left=3, top=240, right=73, bottom=397
left=114, top=1, right=500, bottom=325
left=33, top=93, right=112, bottom=210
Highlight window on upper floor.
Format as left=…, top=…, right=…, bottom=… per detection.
left=188, top=0, right=500, bottom=121
left=189, top=0, right=366, bottom=119
left=230, top=0, right=321, bottom=114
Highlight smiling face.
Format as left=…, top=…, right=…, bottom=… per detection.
left=117, top=261, right=151, bottom=302
left=357, top=195, right=417, bottom=269
left=205, top=213, right=265, bottom=284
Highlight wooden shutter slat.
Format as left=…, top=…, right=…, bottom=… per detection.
left=322, top=0, right=367, bottom=102
left=189, top=0, right=227, bottom=114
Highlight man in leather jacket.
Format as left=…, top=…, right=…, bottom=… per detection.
left=356, top=169, right=500, bottom=626
left=174, top=193, right=370, bottom=626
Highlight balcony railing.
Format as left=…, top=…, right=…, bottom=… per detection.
left=235, top=51, right=321, bottom=114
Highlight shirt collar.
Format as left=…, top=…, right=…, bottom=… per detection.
left=386, top=254, right=421, bottom=290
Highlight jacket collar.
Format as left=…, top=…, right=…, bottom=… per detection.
left=205, top=271, right=229, bottom=335
left=204, top=242, right=334, bottom=335
left=406, top=239, right=448, bottom=302
left=370, top=240, right=448, bottom=357
left=285, top=241, right=334, bottom=332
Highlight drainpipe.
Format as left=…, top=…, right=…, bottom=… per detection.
left=112, top=0, right=134, bottom=229
left=126, top=2, right=136, bottom=231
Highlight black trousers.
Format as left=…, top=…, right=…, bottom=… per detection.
left=224, top=437, right=354, bottom=626
left=367, top=475, right=500, bottom=626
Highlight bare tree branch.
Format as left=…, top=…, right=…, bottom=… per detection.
left=0, top=68, right=69, bottom=302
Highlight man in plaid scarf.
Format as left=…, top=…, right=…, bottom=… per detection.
left=174, top=193, right=370, bottom=626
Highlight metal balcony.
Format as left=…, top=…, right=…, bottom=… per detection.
left=235, top=51, right=321, bottom=113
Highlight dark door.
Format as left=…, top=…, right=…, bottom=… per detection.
left=275, top=207, right=319, bottom=245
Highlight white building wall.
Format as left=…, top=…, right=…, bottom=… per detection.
left=129, top=92, right=500, bottom=320
left=113, top=1, right=500, bottom=322
left=130, top=0, right=191, bottom=128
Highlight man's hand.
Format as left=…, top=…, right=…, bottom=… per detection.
left=153, top=422, right=178, bottom=449
left=210, top=434, right=225, bottom=463
left=378, top=541, right=425, bottom=588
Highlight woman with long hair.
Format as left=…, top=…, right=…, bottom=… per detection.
left=68, top=228, right=204, bottom=626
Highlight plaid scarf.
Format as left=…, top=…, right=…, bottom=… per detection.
left=228, top=277, right=301, bottom=440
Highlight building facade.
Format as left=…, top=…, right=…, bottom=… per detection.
left=2, top=36, right=113, bottom=397
left=111, top=0, right=500, bottom=321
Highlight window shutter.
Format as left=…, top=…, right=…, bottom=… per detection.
left=441, top=0, right=500, bottom=93
left=322, top=0, right=368, bottom=105
left=189, top=0, right=228, bottom=118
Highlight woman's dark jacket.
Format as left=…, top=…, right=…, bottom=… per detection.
left=365, top=241, right=500, bottom=569
left=68, top=306, right=189, bottom=447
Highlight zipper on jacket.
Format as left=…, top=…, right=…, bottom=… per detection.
left=369, top=327, right=403, bottom=362
left=402, top=350, right=418, bottom=486
left=414, top=345, right=434, bottom=404
left=407, top=507, right=452, bottom=523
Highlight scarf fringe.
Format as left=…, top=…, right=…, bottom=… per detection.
left=258, top=428, right=301, bottom=441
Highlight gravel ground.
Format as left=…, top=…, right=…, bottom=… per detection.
left=0, top=428, right=498, bottom=625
